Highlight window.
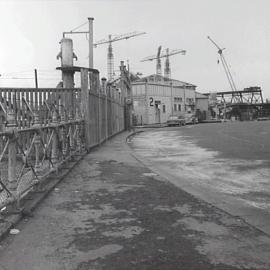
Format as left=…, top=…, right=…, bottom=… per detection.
left=174, top=97, right=182, bottom=102
left=186, top=98, right=194, bottom=104
left=163, top=105, right=166, bottom=113
left=174, top=104, right=177, bottom=111
left=178, top=104, right=181, bottom=111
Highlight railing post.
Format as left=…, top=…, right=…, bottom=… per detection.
left=33, top=112, right=41, bottom=175
left=75, top=107, right=82, bottom=152
left=6, top=109, right=17, bottom=194
left=101, top=77, right=108, bottom=140
left=51, top=110, right=58, bottom=166
left=60, top=110, right=68, bottom=158
left=81, top=68, right=90, bottom=150
left=69, top=112, right=74, bottom=152
left=97, top=75, right=101, bottom=144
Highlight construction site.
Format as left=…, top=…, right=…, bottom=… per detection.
left=57, top=15, right=270, bottom=126
left=1, top=1, right=270, bottom=269
left=130, top=36, right=270, bottom=125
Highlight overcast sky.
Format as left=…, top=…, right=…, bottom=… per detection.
left=0, top=0, right=270, bottom=98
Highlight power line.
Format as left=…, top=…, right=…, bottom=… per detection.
left=0, top=77, right=34, bottom=80
left=70, top=21, right=88, bottom=32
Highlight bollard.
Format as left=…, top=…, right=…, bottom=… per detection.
left=6, top=109, right=18, bottom=194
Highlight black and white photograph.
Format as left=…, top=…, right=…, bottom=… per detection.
left=0, top=0, right=270, bottom=269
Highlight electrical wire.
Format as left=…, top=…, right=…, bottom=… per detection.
left=70, top=21, right=88, bottom=32
left=0, top=77, right=34, bottom=80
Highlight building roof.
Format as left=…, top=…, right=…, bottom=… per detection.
left=195, top=92, right=208, bottom=99
left=133, top=74, right=196, bottom=88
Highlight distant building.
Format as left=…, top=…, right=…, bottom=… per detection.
left=195, top=92, right=210, bottom=121
left=132, top=74, right=207, bottom=125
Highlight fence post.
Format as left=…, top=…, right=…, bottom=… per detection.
left=101, top=77, right=108, bottom=140
left=6, top=109, right=17, bottom=194
left=80, top=68, right=90, bottom=150
left=97, top=75, right=101, bottom=144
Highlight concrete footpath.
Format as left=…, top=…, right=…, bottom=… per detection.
left=0, top=131, right=270, bottom=270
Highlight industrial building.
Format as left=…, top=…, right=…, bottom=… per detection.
left=132, top=74, right=208, bottom=125
left=195, top=91, right=210, bottom=121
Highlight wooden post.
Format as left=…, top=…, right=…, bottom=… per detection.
left=80, top=68, right=90, bottom=149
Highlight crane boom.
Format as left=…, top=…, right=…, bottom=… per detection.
left=207, top=36, right=237, bottom=92
left=94, top=31, right=146, bottom=81
left=141, top=49, right=186, bottom=62
left=94, top=31, right=146, bottom=47
left=141, top=48, right=186, bottom=79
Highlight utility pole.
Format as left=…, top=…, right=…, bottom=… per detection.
left=34, top=69, right=38, bottom=88
left=88, top=17, right=94, bottom=69
left=62, top=17, right=94, bottom=69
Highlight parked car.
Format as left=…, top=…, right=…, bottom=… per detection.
left=167, top=115, right=185, bottom=126
left=185, top=114, right=198, bottom=124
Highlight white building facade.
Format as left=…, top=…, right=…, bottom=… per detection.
left=132, top=75, right=196, bottom=125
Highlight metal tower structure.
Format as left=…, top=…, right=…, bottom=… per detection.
left=207, top=36, right=237, bottom=92
left=94, top=31, right=146, bottom=81
left=141, top=48, right=186, bottom=79
left=156, top=46, right=162, bottom=76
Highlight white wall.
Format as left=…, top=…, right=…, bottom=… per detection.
left=132, top=82, right=196, bottom=125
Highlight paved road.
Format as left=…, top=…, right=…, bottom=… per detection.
left=0, top=131, right=270, bottom=269
left=130, top=121, right=270, bottom=235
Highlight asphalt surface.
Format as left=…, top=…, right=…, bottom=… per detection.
left=177, top=121, right=270, bottom=161
left=0, top=130, right=270, bottom=269
left=130, top=121, right=270, bottom=235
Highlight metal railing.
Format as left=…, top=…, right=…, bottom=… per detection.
left=0, top=69, right=127, bottom=210
left=0, top=87, right=84, bottom=210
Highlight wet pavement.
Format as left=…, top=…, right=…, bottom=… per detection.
left=0, top=130, right=270, bottom=269
left=130, top=122, right=270, bottom=235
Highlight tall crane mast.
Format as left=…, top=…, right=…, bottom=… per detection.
left=156, top=46, right=162, bottom=76
left=94, top=31, right=146, bottom=81
left=141, top=48, right=186, bottom=79
left=207, top=36, right=237, bottom=92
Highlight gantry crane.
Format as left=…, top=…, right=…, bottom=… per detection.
left=94, top=31, right=146, bottom=81
left=207, top=36, right=237, bottom=92
left=141, top=48, right=186, bottom=79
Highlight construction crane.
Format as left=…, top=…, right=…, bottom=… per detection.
left=156, top=46, right=162, bottom=76
left=207, top=36, right=237, bottom=92
left=94, top=31, right=146, bottom=81
left=141, top=48, right=186, bottom=79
